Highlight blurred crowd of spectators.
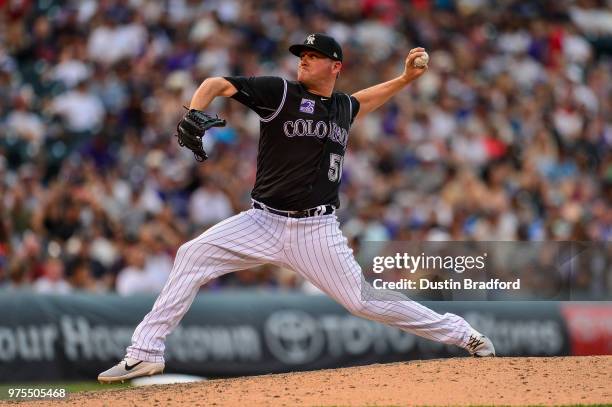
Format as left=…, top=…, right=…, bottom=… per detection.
left=1, top=0, right=610, bottom=295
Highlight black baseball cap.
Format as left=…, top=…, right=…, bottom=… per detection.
left=289, top=33, right=343, bottom=62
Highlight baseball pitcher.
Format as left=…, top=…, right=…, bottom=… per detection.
left=99, top=33, right=494, bottom=383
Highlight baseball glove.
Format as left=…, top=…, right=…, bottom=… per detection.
left=175, top=108, right=226, bottom=162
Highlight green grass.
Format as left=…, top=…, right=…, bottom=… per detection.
left=0, top=381, right=130, bottom=400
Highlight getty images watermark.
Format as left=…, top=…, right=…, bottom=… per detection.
left=371, top=252, right=520, bottom=291
left=360, top=241, right=611, bottom=301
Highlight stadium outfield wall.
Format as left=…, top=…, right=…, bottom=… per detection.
left=0, top=292, right=610, bottom=382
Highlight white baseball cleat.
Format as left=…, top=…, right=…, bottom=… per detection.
left=98, top=357, right=165, bottom=383
left=465, top=330, right=496, bottom=357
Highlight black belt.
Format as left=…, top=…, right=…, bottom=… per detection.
left=252, top=201, right=335, bottom=218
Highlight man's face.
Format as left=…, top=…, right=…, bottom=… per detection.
left=297, top=50, right=341, bottom=85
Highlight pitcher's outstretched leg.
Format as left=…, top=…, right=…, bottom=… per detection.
left=284, top=215, right=495, bottom=357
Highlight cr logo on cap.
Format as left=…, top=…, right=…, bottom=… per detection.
left=306, top=34, right=315, bottom=45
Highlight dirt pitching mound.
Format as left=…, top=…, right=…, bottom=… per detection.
left=9, top=356, right=612, bottom=406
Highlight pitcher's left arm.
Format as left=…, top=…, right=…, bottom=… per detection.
left=351, top=47, right=428, bottom=120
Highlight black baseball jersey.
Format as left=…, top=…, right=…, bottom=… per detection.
left=224, top=76, right=360, bottom=211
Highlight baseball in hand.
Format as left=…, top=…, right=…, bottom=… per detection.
left=414, top=52, right=429, bottom=68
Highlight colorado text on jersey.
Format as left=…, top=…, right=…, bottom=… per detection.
left=282, top=119, right=349, bottom=149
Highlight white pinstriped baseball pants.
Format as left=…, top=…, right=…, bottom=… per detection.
left=127, top=208, right=473, bottom=362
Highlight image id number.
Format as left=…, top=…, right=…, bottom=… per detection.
left=7, top=388, right=67, bottom=399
